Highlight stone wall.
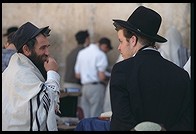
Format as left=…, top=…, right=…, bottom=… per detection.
left=2, top=3, right=191, bottom=87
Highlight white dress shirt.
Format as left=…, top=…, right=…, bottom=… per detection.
left=75, top=43, right=108, bottom=84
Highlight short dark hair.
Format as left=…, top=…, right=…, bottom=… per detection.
left=113, top=22, right=135, bottom=42
left=75, top=30, right=89, bottom=44
left=98, top=37, right=113, bottom=50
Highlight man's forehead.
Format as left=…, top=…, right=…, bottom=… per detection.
left=35, top=34, right=49, bottom=46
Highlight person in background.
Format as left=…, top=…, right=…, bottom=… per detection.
left=103, top=54, right=123, bottom=113
left=2, top=26, right=18, bottom=72
left=2, top=32, right=17, bottom=72
left=99, top=37, right=113, bottom=53
left=98, top=37, right=113, bottom=85
left=2, top=22, right=60, bottom=131
left=110, top=6, right=192, bottom=131
left=2, top=26, right=18, bottom=40
left=63, top=30, right=90, bottom=119
left=158, top=25, right=189, bottom=68
left=64, top=30, right=90, bottom=91
left=74, top=37, right=112, bottom=118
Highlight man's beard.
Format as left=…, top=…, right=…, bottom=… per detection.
left=28, top=50, right=48, bottom=80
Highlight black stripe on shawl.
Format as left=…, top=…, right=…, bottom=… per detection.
left=30, top=99, right=33, bottom=131
left=43, top=91, right=50, bottom=131
left=35, top=84, right=46, bottom=131
left=43, top=91, right=50, bottom=111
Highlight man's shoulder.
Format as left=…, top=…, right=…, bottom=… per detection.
left=2, top=49, right=16, bottom=56
left=113, top=58, right=132, bottom=71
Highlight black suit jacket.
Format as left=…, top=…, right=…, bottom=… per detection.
left=110, top=49, right=192, bottom=131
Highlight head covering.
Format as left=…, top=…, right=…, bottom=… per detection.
left=7, top=32, right=15, bottom=44
left=113, top=6, right=167, bottom=43
left=99, top=37, right=113, bottom=50
left=158, top=26, right=188, bottom=67
left=75, top=30, right=89, bottom=44
left=12, top=22, right=50, bottom=50
left=3, top=26, right=18, bottom=36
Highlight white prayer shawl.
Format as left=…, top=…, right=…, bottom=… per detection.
left=183, top=56, right=191, bottom=78
left=158, top=26, right=189, bottom=68
left=2, top=53, right=60, bottom=131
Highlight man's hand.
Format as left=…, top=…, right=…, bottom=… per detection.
left=44, top=56, right=58, bottom=72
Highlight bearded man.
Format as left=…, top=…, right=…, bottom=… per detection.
left=2, top=22, right=60, bottom=131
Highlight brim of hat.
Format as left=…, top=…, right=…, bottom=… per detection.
left=3, top=33, right=9, bottom=36
left=31, top=26, right=49, bottom=39
left=113, top=19, right=167, bottom=43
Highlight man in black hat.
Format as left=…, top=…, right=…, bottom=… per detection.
left=3, top=26, right=18, bottom=37
left=2, top=22, right=60, bottom=131
left=110, top=6, right=192, bottom=131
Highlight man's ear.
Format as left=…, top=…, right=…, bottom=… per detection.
left=22, top=45, right=31, bottom=56
left=129, top=35, right=137, bottom=47
left=4, top=42, right=9, bottom=49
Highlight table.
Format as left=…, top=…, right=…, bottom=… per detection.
left=59, top=90, right=82, bottom=98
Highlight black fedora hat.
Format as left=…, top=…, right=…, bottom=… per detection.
left=12, top=22, right=50, bottom=50
left=3, top=26, right=18, bottom=36
left=113, top=6, right=167, bottom=43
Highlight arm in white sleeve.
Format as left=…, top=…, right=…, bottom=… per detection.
left=45, top=70, right=60, bottom=93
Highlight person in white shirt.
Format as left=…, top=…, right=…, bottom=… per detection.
left=75, top=37, right=112, bottom=118
left=2, top=22, right=60, bottom=131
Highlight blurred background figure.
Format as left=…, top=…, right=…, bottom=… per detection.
left=98, top=37, right=113, bottom=85
left=74, top=36, right=112, bottom=118
left=64, top=30, right=90, bottom=90
left=99, top=37, right=113, bottom=53
left=158, top=25, right=189, bottom=68
left=103, top=54, right=123, bottom=113
left=2, top=26, right=18, bottom=72
left=62, top=30, right=90, bottom=119
left=3, top=26, right=18, bottom=37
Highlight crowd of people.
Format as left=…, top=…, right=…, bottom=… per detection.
left=2, top=5, right=192, bottom=131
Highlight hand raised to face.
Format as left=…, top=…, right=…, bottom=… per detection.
left=44, top=56, right=58, bottom=72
